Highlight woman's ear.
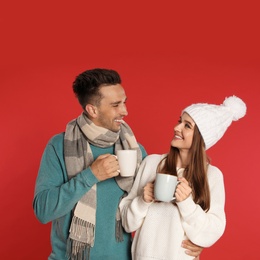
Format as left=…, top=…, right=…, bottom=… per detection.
left=85, top=104, right=98, bottom=118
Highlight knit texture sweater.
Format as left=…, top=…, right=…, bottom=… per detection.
left=33, top=133, right=147, bottom=260
left=119, top=154, right=226, bottom=260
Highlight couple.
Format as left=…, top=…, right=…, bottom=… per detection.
left=33, top=68, right=246, bottom=260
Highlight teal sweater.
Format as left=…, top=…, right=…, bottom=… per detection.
left=33, top=133, right=147, bottom=260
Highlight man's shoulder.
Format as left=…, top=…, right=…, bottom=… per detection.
left=48, top=132, right=65, bottom=146
left=137, top=142, right=148, bottom=159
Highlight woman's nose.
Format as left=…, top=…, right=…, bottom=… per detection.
left=174, top=124, right=182, bottom=132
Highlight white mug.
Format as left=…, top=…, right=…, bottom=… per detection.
left=154, top=173, right=180, bottom=202
left=116, top=150, right=137, bottom=177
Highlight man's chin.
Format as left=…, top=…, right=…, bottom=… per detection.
left=110, top=126, right=121, bottom=133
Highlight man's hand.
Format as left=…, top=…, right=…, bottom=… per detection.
left=90, top=154, right=120, bottom=181
left=182, top=240, right=203, bottom=259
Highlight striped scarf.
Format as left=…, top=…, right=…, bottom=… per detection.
left=64, top=112, right=142, bottom=260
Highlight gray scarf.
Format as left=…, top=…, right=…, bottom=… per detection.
left=64, top=113, right=142, bottom=259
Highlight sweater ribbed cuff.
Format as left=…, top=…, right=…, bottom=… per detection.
left=176, top=196, right=197, bottom=218
left=82, top=167, right=99, bottom=187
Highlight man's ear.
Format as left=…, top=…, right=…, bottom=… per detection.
left=85, top=104, right=98, bottom=118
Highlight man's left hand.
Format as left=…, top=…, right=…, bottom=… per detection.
left=182, top=240, right=203, bottom=259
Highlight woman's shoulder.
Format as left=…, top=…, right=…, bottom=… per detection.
left=137, top=154, right=166, bottom=180
left=143, top=153, right=166, bottom=163
left=139, top=154, right=166, bottom=169
left=207, top=164, right=224, bottom=180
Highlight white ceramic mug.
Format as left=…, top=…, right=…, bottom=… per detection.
left=116, top=150, right=137, bottom=177
left=154, top=173, right=180, bottom=202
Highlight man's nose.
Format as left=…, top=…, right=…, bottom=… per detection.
left=121, top=104, right=128, bottom=116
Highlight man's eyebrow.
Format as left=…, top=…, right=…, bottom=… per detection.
left=110, top=97, right=127, bottom=105
left=111, top=101, right=121, bottom=105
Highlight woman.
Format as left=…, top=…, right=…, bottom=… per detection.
left=119, top=96, right=246, bottom=260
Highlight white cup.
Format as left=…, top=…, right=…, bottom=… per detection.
left=116, top=150, right=137, bottom=177
left=154, top=173, right=180, bottom=202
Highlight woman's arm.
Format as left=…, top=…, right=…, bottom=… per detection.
left=177, top=166, right=226, bottom=247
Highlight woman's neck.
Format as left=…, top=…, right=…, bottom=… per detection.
left=177, top=150, right=190, bottom=168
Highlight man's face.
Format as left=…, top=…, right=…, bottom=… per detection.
left=92, top=84, right=128, bottom=132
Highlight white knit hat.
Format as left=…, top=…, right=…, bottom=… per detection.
left=183, top=95, right=247, bottom=150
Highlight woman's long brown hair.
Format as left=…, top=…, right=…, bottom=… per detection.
left=157, top=125, right=211, bottom=211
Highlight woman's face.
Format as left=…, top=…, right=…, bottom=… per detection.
left=171, top=112, right=195, bottom=151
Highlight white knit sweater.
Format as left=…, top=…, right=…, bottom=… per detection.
left=119, top=154, right=226, bottom=260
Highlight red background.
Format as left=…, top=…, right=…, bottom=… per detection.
left=1, top=1, right=259, bottom=259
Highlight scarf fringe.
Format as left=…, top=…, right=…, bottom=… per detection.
left=70, top=215, right=95, bottom=239
left=66, top=237, right=90, bottom=260
left=66, top=216, right=94, bottom=259
left=116, top=219, right=124, bottom=242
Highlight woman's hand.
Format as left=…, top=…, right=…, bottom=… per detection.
left=143, top=182, right=155, bottom=203
left=175, top=177, right=192, bottom=202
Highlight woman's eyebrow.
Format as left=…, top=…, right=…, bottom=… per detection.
left=183, top=119, right=194, bottom=127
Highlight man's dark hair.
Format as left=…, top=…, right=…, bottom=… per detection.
left=73, top=68, right=122, bottom=109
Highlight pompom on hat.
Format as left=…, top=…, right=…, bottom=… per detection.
left=183, top=95, right=247, bottom=150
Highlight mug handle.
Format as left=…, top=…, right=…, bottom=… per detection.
left=170, top=181, right=181, bottom=201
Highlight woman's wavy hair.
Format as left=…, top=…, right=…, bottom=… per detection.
left=157, top=124, right=211, bottom=211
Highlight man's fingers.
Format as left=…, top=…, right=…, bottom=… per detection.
left=97, top=153, right=112, bottom=160
left=182, top=240, right=203, bottom=257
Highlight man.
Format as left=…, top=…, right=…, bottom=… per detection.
left=33, top=68, right=202, bottom=260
